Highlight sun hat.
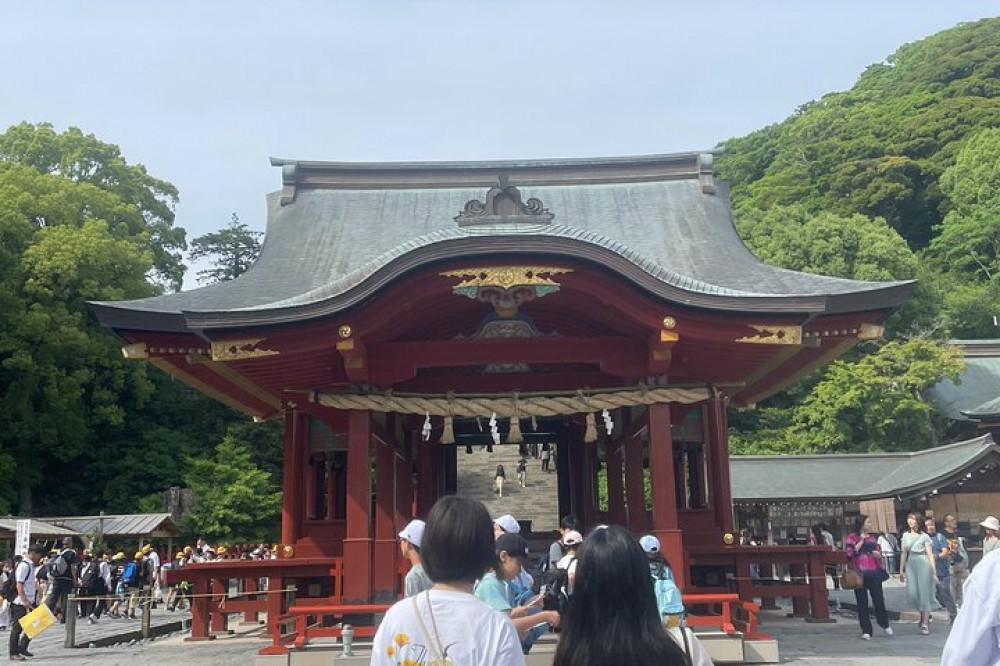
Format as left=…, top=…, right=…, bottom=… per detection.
left=217, top=546, right=228, bottom=555
left=398, top=519, right=426, bottom=548
left=112, top=552, right=126, bottom=561
left=562, top=530, right=583, bottom=547
left=981, top=516, right=1000, bottom=532
left=639, top=535, right=661, bottom=553
left=496, top=533, right=530, bottom=560
left=141, top=544, right=152, bottom=554
left=494, top=514, right=521, bottom=534
left=133, top=551, right=143, bottom=560
left=175, top=552, right=185, bottom=559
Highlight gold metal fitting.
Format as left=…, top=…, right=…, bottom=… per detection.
left=282, top=545, right=294, bottom=558
left=338, top=325, right=353, bottom=339
left=662, top=316, right=677, bottom=329
left=722, top=532, right=735, bottom=546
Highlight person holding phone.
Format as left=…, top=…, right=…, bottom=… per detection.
left=476, top=533, right=559, bottom=644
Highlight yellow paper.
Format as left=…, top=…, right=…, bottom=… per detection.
left=18, top=603, right=56, bottom=639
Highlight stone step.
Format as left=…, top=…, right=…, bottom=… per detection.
left=456, top=444, right=560, bottom=532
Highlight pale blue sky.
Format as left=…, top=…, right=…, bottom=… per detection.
left=1, top=1, right=995, bottom=288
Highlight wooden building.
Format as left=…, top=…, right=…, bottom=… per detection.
left=89, top=152, right=911, bottom=649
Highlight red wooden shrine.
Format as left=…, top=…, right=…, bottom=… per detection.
left=93, top=153, right=910, bottom=649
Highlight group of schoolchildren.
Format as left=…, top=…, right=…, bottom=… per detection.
left=378, top=500, right=712, bottom=666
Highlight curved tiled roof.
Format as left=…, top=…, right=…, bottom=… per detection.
left=730, top=434, right=998, bottom=502
left=90, top=153, right=913, bottom=332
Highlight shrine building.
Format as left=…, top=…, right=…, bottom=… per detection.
left=90, top=152, right=912, bottom=647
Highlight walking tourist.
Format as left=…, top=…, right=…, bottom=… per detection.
left=8, top=544, right=45, bottom=662
left=78, top=552, right=104, bottom=624
left=474, top=532, right=559, bottom=641
left=552, top=525, right=694, bottom=666
left=398, top=519, right=432, bottom=597
left=516, top=456, right=527, bottom=488
left=844, top=514, right=893, bottom=640
left=545, top=515, right=580, bottom=571
left=143, top=544, right=162, bottom=605
left=899, top=512, right=936, bottom=635
left=980, top=515, right=999, bottom=557
left=640, top=535, right=685, bottom=628
left=370, top=496, right=526, bottom=666
left=877, top=531, right=898, bottom=575
left=555, top=531, right=582, bottom=595
left=43, top=537, right=77, bottom=623
left=941, top=513, right=968, bottom=605
left=925, top=517, right=958, bottom=622
left=941, top=548, right=1000, bottom=665
left=494, top=464, right=507, bottom=498
left=540, top=444, right=551, bottom=473
left=812, top=523, right=841, bottom=588
left=108, top=552, right=128, bottom=618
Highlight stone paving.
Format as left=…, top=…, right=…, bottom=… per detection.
left=1, top=577, right=955, bottom=664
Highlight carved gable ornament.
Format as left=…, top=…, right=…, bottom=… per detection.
left=455, top=176, right=554, bottom=227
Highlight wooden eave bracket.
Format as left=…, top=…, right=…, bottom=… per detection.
left=648, top=329, right=679, bottom=374
left=336, top=337, right=370, bottom=383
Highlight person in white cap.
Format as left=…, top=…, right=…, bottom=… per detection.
left=981, top=515, right=999, bottom=557
left=556, top=531, right=583, bottom=594
left=941, top=546, right=1000, bottom=665
left=493, top=515, right=520, bottom=539
left=399, top=519, right=432, bottom=597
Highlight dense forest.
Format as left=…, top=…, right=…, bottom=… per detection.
left=0, top=18, right=998, bottom=536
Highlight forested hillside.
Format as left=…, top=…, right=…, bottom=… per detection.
left=719, top=17, right=1000, bottom=454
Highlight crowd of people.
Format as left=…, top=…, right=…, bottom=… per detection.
left=0, top=536, right=281, bottom=661
left=376, top=500, right=711, bottom=666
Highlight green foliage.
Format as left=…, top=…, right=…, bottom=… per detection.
left=718, top=18, right=1000, bottom=249
left=182, top=426, right=282, bottom=542
left=0, top=122, right=186, bottom=291
left=188, top=213, right=262, bottom=284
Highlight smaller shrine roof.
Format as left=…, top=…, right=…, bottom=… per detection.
left=926, top=340, right=1000, bottom=421
left=43, top=513, right=180, bottom=538
left=0, top=517, right=80, bottom=539
left=730, top=434, right=998, bottom=503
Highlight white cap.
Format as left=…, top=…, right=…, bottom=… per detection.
left=398, top=519, right=426, bottom=548
left=981, top=516, right=1000, bottom=532
left=562, top=530, right=583, bottom=547
left=494, top=515, right=520, bottom=534
left=639, top=535, right=661, bottom=553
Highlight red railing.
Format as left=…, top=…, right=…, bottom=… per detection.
left=683, top=593, right=768, bottom=640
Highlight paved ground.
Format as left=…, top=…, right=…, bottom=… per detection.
left=1, top=577, right=953, bottom=664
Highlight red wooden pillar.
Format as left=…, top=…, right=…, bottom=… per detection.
left=343, top=410, right=373, bottom=603
left=281, top=408, right=303, bottom=546
left=707, top=392, right=735, bottom=535
left=581, top=440, right=598, bottom=528
left=606, top=441, right=627, bottom=526
left=648, top=403, right=684, bottom=588
left=624, top=415, right=648, bottom=534
left=373, top=436, right=397, bottom=602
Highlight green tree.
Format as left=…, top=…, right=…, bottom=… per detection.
left=188, top=213, right=263, bottom=284
left=0, top=122, right=186, bottom=291
left=778, top=339, right=962, bottom=453
left=182, top=427, right=282, bottom=542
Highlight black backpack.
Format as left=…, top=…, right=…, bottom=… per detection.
left=81, top=562, right=102, bottom=594
left=2, top=572, right=17, bottom=602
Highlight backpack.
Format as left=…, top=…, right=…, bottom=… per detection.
left=2, top=572, right=17, bottom=602
left=653, top=564, right=685, bottom=618
left=81, top=562, right=102, bottom=593
left=122, top=562, right=140, bottom=586
left=50, top=552, right=70, bottom=577
left=537, top=559, right=573, bottom=615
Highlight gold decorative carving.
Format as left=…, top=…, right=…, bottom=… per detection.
left=338, top=324, right=353, bottom=339
left=121, top=342, right=149, bottom=360
left=662, top=316, right=677, bottom=329
left=723, top=532, right=735, bottom=545
left=660, top=330, right=679, bottom=343
left=211, top=338, right=280, bottom=362
left=857, top=324, right=884, bottom=340
left=441, top=266, right=572, bottom=291
left=735, top=325, right=803, bottom=345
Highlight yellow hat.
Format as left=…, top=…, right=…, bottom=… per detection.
left=112, top=552, right=126, bottom=561
left=134, top=551, right=143, bottom=560
left=183, top=546, right=193, bottom=554
left=175, top=552, right=184, bottom=559
left=141, top=545, right=152, bottom=554
left=217, top=546, right=228, bottom=555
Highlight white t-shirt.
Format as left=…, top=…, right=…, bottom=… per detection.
left=148, top=550, right=161, bottom=571
left=12, top=561, right=36, bottom=606
left=371, top=589, right=526, bottom=666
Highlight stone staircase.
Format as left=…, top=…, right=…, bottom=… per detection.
left=455, top=444, right=560, bottom=533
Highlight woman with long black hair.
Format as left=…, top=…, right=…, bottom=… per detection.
left=553, top=525, right=698, bottom=666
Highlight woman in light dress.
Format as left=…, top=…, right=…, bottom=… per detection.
left=899, top=512, right=936, bottom=635
left=981, top=516, right=1000, bottom=557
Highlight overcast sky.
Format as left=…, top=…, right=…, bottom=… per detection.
left=2, top=2, right=995, bottom=289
